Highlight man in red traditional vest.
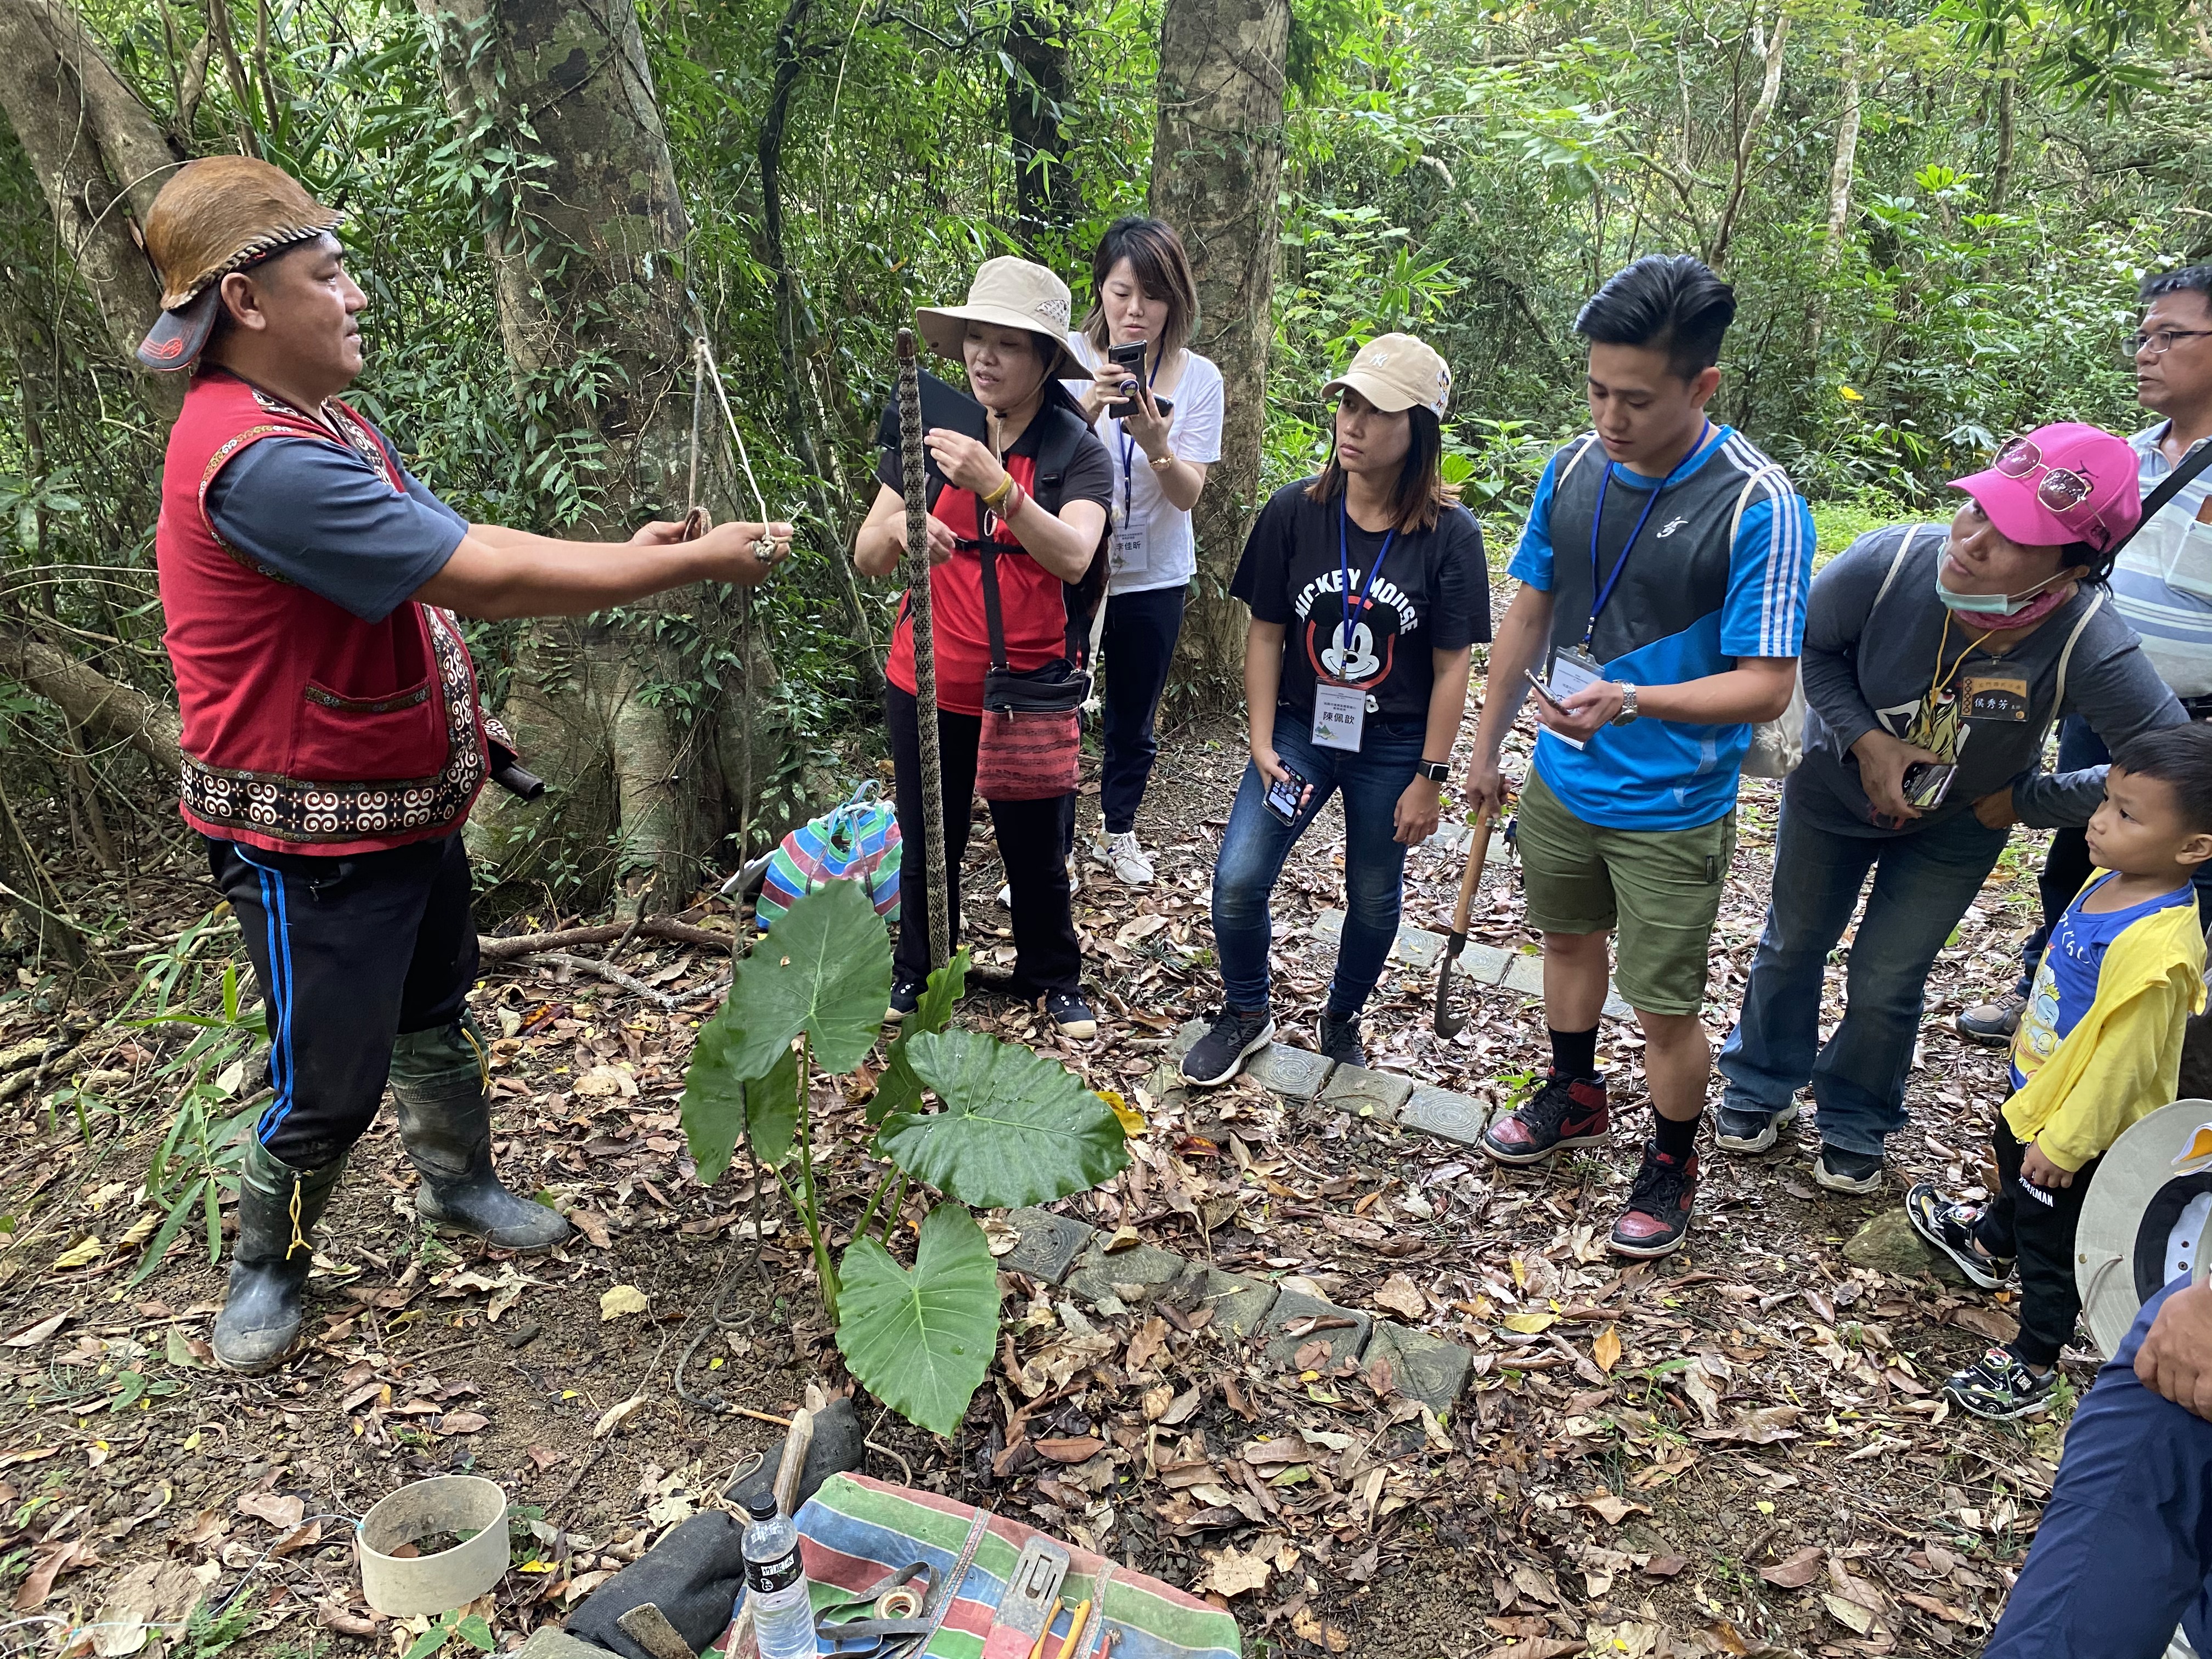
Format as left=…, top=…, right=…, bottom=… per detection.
left=138, top=157, right=791, bottom=1372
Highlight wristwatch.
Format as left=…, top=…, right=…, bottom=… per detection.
left=1611, top=683, right=1640, bottom=726
left=1415, top=759, right=1452, bottom=782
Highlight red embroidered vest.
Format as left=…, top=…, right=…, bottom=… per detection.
left=155, top=370, right=489, bottom=856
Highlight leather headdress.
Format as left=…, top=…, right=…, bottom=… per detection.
left=136, top=156, right=342, bottom=371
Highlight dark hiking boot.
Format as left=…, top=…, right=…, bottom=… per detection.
left=1318, top=1013, right=1365, bottom=1069
left=391, top=1017, right=569, bottom=1251
left=1944, top=1346, right=2058, bottom=1420
left=1483, top=1071, right=1610, bottom=1165
left=1955, top=991, right=2027, bottom=1048
left=1714, top=1102, right=1798, bottom=1154
left=1813, top=1143, right=1886, bottom=1195
left=1046, top=991, right=1097, bottom=1041
left=212, top=1138, right=345, bottom=1373
left=1181, top=1008, right=1276, bottom=1087
left=1610, top=1141, right=1700, bottom=1259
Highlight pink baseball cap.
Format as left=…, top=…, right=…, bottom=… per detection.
left=1948, top=422, right=2142, bottom=556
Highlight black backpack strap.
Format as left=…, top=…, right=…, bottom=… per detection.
left=978, top=544, right=1010, bottom=672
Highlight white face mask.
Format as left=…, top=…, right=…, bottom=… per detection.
left=1933, top=563, right=2067, bottom=617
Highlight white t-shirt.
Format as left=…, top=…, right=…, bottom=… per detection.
left=1063, top=334, right=1224, bottom=597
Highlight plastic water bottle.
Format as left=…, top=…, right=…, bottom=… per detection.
left=740, top=1489, right=816, bottom=1659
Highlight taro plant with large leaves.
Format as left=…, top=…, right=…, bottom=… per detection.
left=680, top=879, right=1127, bottom=1436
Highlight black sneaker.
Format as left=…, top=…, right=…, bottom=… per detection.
left=1482, top=1071, right=1611, bottom=1165
left=1943, top=1346, right=2058, bottom=1420
left=886, top=977, right=925, bottom=1023
left=1181, top=1008, right=1275, bottom=1087
left=1904, top=1182, right=2015, bottom=1290
left=1813, top=1143, right=1884, bottom=1194
left=1611, top=1141, right=1699, bottom=1259
left=1955, top=991, right=2027, bottom=1048
left=1318, top=1013, right=1364, bottom=1068
left=1714, top=1102, right=1797, bottom=1154
left=1045, top=990, right=1097, bottom=1041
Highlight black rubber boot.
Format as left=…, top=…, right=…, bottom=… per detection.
left=212, top=1138, right=345, bottom=1373
left=391, top=1015, right=569, bottom=1251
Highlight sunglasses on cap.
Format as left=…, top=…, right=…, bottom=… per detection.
left=1992, top=435, right=2120, bottom=552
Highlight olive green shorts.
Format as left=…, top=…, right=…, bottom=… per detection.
left=1514, top=770, right=1736, bottom=1018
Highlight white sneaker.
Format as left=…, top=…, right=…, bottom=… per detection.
left=999, top=856, right=1079, bottom=909
left=1092, top=831, right=1154, bottom=886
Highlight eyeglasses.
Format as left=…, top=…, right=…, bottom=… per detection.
left=1991, top=436, right=2118, bottom=551
left=2125, top=328, right=2212, bottom=359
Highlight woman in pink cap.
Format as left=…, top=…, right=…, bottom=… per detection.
left=1711, top=422, right=2188, bottom=1194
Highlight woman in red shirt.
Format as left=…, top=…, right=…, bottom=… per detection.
left=855, top=258, right=1113, bottom=1039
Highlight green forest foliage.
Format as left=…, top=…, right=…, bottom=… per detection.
left=2, top=0, right=2206, bottom=895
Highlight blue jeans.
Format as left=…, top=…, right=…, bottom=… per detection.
left=1717, top=787, right=2009, bottom=1156
left=1211, top=710, right=1426, bottom=1016
left=2016, top=714, right=2212, bottom=991
left=1987, top=1274, right=2212, bottom=1657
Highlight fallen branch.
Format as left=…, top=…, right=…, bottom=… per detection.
left=532, top=951, right=680, bottom=1011
left=477, top=917, right=736, bottom=961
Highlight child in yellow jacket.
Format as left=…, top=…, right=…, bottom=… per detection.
left=1908, top=724, right=2212, bottom=1419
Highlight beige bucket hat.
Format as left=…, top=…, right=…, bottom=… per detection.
left=915, top=257, right=1085, bottom=383
left=2074, top=1098, right=2212, bottom=1355
left=1323, top=331, right=1453, bottom=417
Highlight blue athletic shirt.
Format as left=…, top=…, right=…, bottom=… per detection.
left=2011, top=871, right=2199, bottom=1091
left=1508, top=425, right=1814, bottom=831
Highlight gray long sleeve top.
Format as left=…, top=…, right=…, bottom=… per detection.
left=1791, top=523, right=2186, bottom=838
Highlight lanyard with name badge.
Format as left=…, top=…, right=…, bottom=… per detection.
left=1545, top=422, right=1711, bottom=744
left=1312, top=494, right=1398, bottom=752
left=1109, top=348, right=1159, bottom=578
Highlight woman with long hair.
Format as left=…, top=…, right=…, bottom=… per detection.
left=1064, top=217, right=1224, bottom=886
left=853, top=258, right=1112, bottom=1040
left=1180, top=334, right=1490, bottom=1086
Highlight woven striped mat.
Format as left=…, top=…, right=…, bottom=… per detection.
left=715, top=1474, right=1240, bottom=1659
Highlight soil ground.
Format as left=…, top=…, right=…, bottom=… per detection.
left=0, top=684, right=2073, bottom=1659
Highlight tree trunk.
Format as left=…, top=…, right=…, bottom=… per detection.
left=1808, top=40, right=1862, bottom=358
left=0, top=0, right=188, bottom=418
left=1707, top=12, right=1790, bottom=272
left=1989, top=74, right=2016, bottom=212
left=1147, top=0, right=1291, bottom=706
left=0, top=628, right=184, bottom=781
left=1006, top=1, right=1074, bottom=252
left=415, top=0, right=713, bottom=913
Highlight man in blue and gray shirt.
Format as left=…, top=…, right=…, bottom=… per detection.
left=1467, top=255, right=1815, bottom=1259
left=1960, top=263, right=2212, bottom=1043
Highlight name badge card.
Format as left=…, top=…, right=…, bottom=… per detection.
left=1962, top=673, right=2030, bottom=724
left=1109, top=528, right=1149, bottom=577
left=1312, top=683, right=1367, bottom=751
left=1539, top=647, right=1605, bottom=752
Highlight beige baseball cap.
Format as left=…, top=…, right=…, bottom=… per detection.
left=1323, top=331, right=1452, bottom=417
left=915, top=257, right=1085, bottom=382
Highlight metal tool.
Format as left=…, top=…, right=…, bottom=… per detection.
left=1433, top=802, right=1498, bottom=1039
left=816, top=1562, right=937, bottom=1659
left=981, top=1538, right=1070, bottom=1659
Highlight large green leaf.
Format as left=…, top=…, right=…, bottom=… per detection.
left=679, top=1002, right=751, bottom=1186
left=877, top=1030, right=1129, bottom=1209
left=724, top=879, right=892, bottom=1079
left=743, top=1043, right=803, bottom=1170
left=835, top=1204, right=999, bottom=1438
left=868, top=948, right=969, bottom=1126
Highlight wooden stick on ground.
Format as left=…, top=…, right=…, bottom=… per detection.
left=477, top=917, right=733, bottom=961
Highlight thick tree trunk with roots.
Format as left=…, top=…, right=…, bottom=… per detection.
left=0, top=0, right=187, bottom=420
left=414, top=0, right=716, bottom=914
left=1006, top=1, right=1075, bottom=252
left=1147, top=0, right=1290, bottom=706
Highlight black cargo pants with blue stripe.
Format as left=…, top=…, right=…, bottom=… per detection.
left=206, top=833, right=477, bottom=1171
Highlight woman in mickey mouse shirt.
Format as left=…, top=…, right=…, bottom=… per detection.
left=1180, top=334, right=1491, bottom=1088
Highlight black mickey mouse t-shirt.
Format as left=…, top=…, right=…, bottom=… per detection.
left=1232, top=478, right=1489, bottom=720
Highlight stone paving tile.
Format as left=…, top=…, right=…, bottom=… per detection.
left=1168, top=1019, right=1210, bottom=1062
left=1064, top=1239, right=1193, bottom=1308
left=1245, top=1043, right=1334, bottom=1101
left=1400, top=1084, right=1493, bottom=1147
left=1361, top=1322, right=1473, bottom=1425
left=1000, top=1207, right=1098, bottom=1285
left=1181, top=1267, right=1280, bottom=1336
left=1309, top=909, right=1446, bottom=970
left=1318, top=1063, right=1413, bottom=1120
left=1260, top=1289, right=1372, bottom=1372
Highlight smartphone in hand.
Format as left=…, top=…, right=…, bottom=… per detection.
left=1523, top=667, right=1569, bottom=715
left=1265, top=766, right=1308, bottom=825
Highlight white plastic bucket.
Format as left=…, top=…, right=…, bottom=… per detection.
left=357, top=1475, right=510, bottom=1617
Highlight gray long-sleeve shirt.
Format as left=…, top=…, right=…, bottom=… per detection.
left=1791, top=522, right=2186, bottom=837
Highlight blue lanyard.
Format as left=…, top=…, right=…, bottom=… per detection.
left=1115, top=347, right=1160, bottom=526
left=1334, top=493, right=1398, bottom=680
left=1584, top=420, right=1711, bottom=648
